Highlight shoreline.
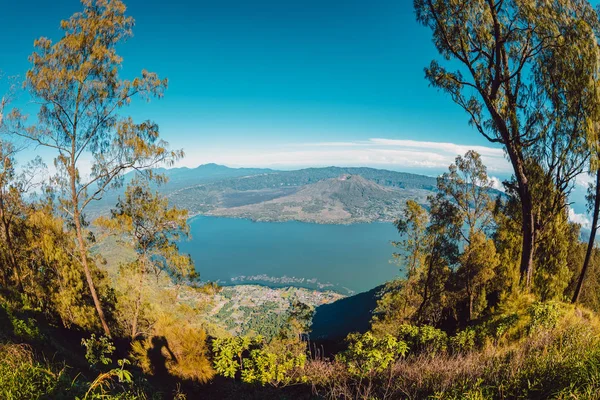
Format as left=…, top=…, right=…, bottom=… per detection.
left=187, top=212, right=395, bottom=226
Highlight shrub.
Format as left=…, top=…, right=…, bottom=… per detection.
left=212, top=336, right=259, bottom=378
left=449, top=328, right=476, bottom=354
left=81, top=334, right=115, bottom=369
left=490, top=312, right=519, bottom=341
left=241, top=338, right=307, bottom=387
left=311, top=305, right=600, bottom=399
left=397, top=324, right=448, bottom=354
left=130, top=321, right=214, bottom=383
left=79, top=359, right=137, bottom=400
left=212, top=335, right=307, bottom=387
left=528, top=301, right=562, bottom=334
left=11, top=317, right=42, bottom=341
left=166, top=325, right=215, bottom=383
left=336, top=332, right=408, bottom=378
left=0, top=301, right=43, bottom=341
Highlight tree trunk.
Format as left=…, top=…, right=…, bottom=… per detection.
left=573, top=169, right=600, bottom=304
left=0, top=251, right=11, bottom=289
left=520, top=189, right=535, bottom=289
left=131, top=262, right=145, bottom=340
left=503, top=140, right=535, bottom=289
left=73, top=213, right=111, bottom=337
left=0, top=203, right=24, bottom=293
left=416, top=237, right=438, bottom=322
left=131, top=294, right=141, bottom=340
left=69, top=147, right=111, bottom=336
left=468, top=292, right=473, bottom=322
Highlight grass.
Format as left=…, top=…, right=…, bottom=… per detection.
left=307, top=302, right=600, bottom=399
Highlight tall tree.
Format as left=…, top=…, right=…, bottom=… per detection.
left=374, top=197, right=459, bottom=329
left=415, top=195, right=460, bottom=325
left=436, top=151, right=494, bottom=239
left=414, top=0, right=599, bottom=289
left=436, top=151, right=498, bottom=320
left=0, top=143, right=43, bottom=293
left=388, top=200, right=431, bottom=321
left=5, top=0, right=182, bottom=336
left=96, top=179, right=195, bottom=339
left=393, top=200, right=430, bottom=277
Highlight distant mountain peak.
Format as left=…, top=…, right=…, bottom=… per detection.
left=207, top=172, right=431, bottom=223
left=195, top=163, right=228, bottom=169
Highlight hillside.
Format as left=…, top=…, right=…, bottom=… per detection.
left=85, top=164, right=275, bottom=219
left=161, top=165, right=439, bottom=223
left=210, top=175, right=430, bottom=223
left=311, top=285, right=381, bottom=341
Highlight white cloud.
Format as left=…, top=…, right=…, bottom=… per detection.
left=489, top=176, right=505, bottom=192
left=175, top=138, right=513, bottom=173
left=368, top=138, right=505, bottom=158
left=299, top=141, right=366, bottom=147
left=31, top=137, right=513, bottom=181
left=576, top=173, right=594, bottom=188
left=568, top=207, right=591, bottom=229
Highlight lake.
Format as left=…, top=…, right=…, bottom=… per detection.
left=178, top=216, right=401, bottom=294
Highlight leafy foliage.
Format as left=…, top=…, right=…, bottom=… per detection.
left=212, top=334, right=307, bottom=387
left=129, top=314, right=214, bottom=383
left=81, top=334, right=115, bottom=369
left=4, top=0, right=182, bottom=336
left=336, top=332, right=408, bottom=378
left=396, top=324, right=448, bottom=355
left=96, top=179, right=195, bottom=339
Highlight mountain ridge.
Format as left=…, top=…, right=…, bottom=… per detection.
left=89, top=164, right=442, bottom=223
left=209, top=174, right=428, bottom=223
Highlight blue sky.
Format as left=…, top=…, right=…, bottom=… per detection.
left=0, top=0, right=596, bottom=219
left=0, top=0, right=510, bottom=173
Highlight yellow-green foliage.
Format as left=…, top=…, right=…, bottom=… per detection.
left=28, top=210, right=110, bottom=331
left=81, top=334, right=116, bottom=369
left=0, top=342, right=144, bottom=400
left=534, top=210, right=579, bottom=301
left=313, top=302, right=600, bottom=399
left=0, top=344, right=65, bottom=400
left=241, top=338, right=307, bottom=387
left=0, top=195, right=112, bottom=333
left=212, top=336, right=259, bottom=378
left=129, top=339, right=152, bottom=376
left=397, top=324, right=448, bottom=354
left=336, top=332, right=408, bottom=378
left=449, top=327, right=477, bottom=354
left=163, top=324, right=214, bottom=383
left=130, top=316, right=214, bottom=383
left=81, top=359, right=136, bottom=400
left=212, top=334, right=308, bottom=387
left=476, top=293, right=591, bottom=346
left=96, top=179, right=196, bottom=340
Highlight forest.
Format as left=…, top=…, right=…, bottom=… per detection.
left=3, top=0, right=600, bottom=399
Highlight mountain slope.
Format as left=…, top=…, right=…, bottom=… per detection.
left=209, top=175, right=431, bottom=223
left=87, top=164, right=441, bottom=222
left=86, top=163, right=275, bottom=218
left=165, top=166, right=440, bottom=222
left=311, top=285, right=381, bottom=341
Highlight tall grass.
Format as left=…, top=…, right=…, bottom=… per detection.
left=307, top=309, right=600, bottom=399
left=0, top=343, right=67, bottom=399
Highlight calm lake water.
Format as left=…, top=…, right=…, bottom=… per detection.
left=178, top=216, right=401, bottom=294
